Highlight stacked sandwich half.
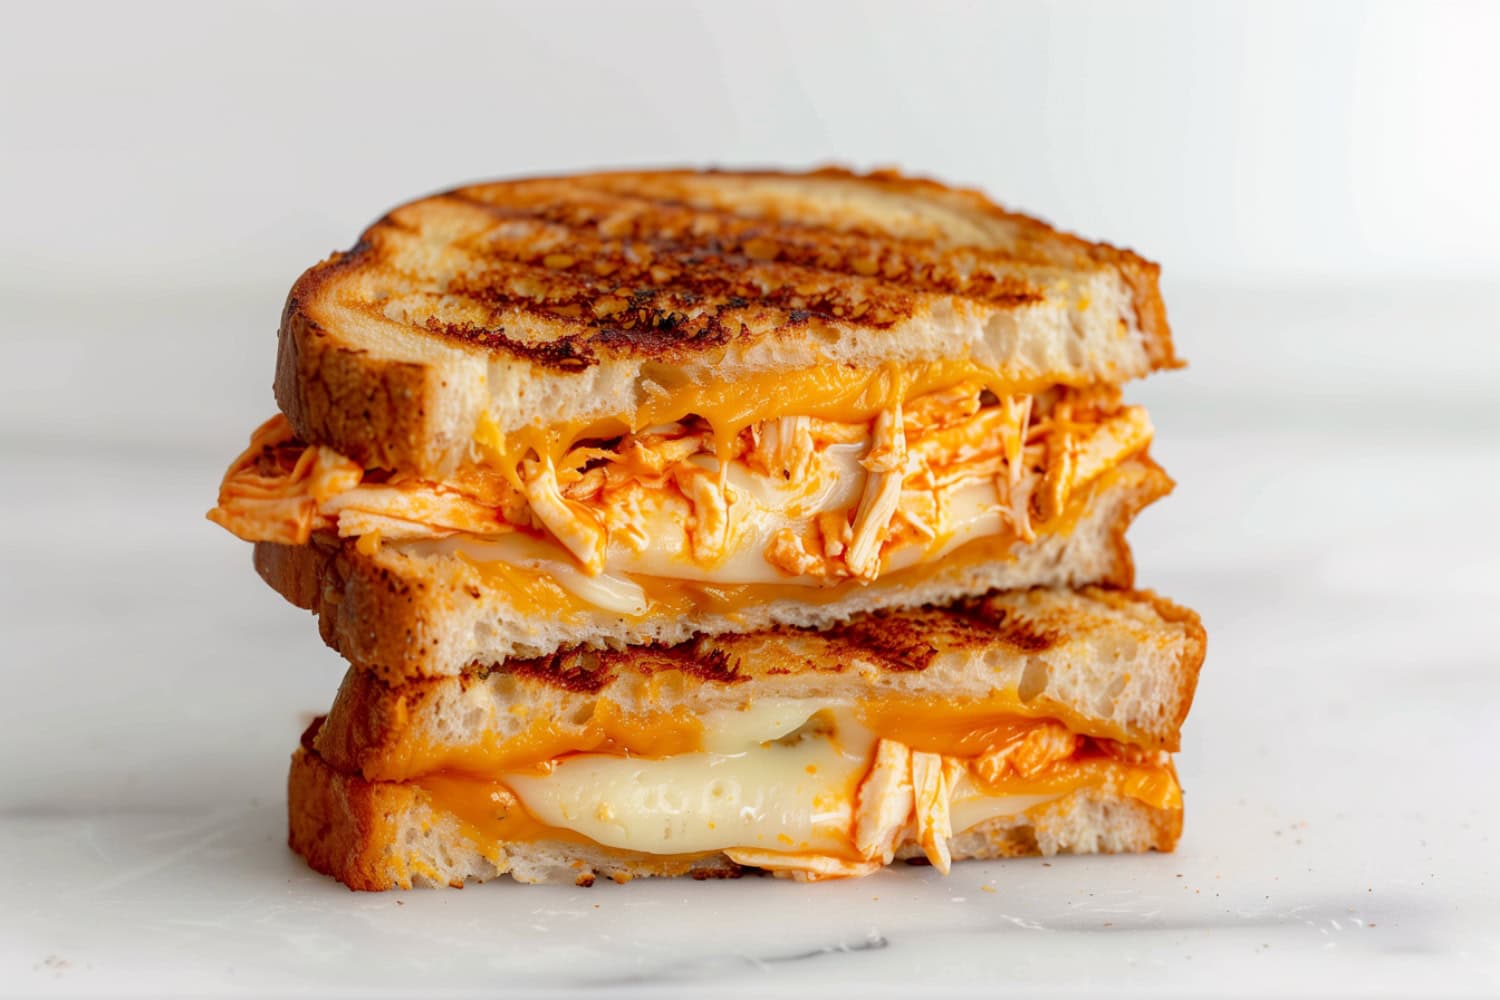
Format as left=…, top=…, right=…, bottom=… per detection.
left=209, top=169, right=1205, bottom=888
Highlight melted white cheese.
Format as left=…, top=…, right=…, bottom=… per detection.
left=949, top=771, right=1062, bottom=836
left=505, top=708, right=873, bottom=855
left=411, top=533, right=650, bottom=615
left=501, top=704, right=1069, bottom=858
left=696, top=699, right=838, bottom=753
left=401, top=461, right=1006, bottom=611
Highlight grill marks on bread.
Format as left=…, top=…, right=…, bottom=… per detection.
left=494, top=640, right=745, bottom=694
left=956, top=601, right=1063, bottom=653
left=817, top=601, right=1062, bottom=673
left=481, top=589, right=1077, bottom=693
left=273, top=169, right=1178, bottom=477
left=324, top=169, right=1135, bottom=370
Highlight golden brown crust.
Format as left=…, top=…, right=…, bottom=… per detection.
left=254, top=536, right=433, bottom=674
left=307, top=669, right=404, bottom=788
left=249, top=458, right=1170, bottom=683
left=1118, top=255, right=1178, bottom=370
left=275, top=270, right=450, bottom=474
left=272, top=167, right=1176, bottom=475
left=289, top=724, right=421, bottom=891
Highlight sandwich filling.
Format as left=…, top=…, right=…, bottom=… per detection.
left=210, top=363, right=1153, bottom=615
left=344, top=698, right=1179, bottom=881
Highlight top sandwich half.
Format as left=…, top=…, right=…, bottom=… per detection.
left=210, top=168, right=1181, bottom=675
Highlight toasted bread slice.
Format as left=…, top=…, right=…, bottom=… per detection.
left=255, top=456, right=1170, bottom=681
left=290, top=736, right=1182, bottom=890
left=314, top=586, right=1206, bottom=782
left=276, top=168, right=1178, bottom=476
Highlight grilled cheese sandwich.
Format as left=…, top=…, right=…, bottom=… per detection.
left=205, top=168, right=1202, bottom=889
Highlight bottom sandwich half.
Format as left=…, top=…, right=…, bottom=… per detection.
left=289, top=587, right=1205, bottom=889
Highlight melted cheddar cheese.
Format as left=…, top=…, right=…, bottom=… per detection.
left=367, top=700, right=705, bottom=783
left=477, top=359, right=1054, bottom=484
left=381, top=702, right=1178, bottom=881
left=356, top=687, right=1157, bottom=785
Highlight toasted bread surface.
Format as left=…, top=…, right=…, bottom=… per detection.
left=289, top=735, right=1181, bottom=890
left=314, top=586, right=1205, bottom=781
left=276, top=168, right=1177, bottom=475
left=255, top=456, right=1170, bottom=680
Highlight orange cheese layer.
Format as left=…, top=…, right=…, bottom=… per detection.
left=466, top=540, right=1045, bottom=622
left=959, top=755, right=1182, bottom=810
left=354, top=694, right=1159, bottom=785
left=414, top=772, right=727, bottom=869
left=478, top=358, right=1057, bottom=482
left=466, top=517, right=1089, bottom=618
left=362, top=701, right=706, bottom=783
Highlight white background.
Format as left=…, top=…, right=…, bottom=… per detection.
left=2, top=2, right=1498, bottom=997
left=3, top=0, right=1498, bottom=292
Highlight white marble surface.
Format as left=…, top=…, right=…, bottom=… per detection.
left=2, top=282, right=1498, bottom=997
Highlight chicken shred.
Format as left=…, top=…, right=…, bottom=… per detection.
left=746, top=415, right=817, bottom=481
left=845, top=405, right=908, bottom=581
left=852, top=740, right=915, bottom=863
left=910, top=750, right=956, bottom=874
left=519, top=454, right=609, bottom=575
left=207, top=415, right=362, bottom=544
left=971, top=721, right=1084, bottom=786
left=673, top=465, right=732, bottom=565
left=764, top=527, right=827, bottom=578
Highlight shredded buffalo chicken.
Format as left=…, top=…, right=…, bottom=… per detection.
left=208, top=384, right=1146, bottom=581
